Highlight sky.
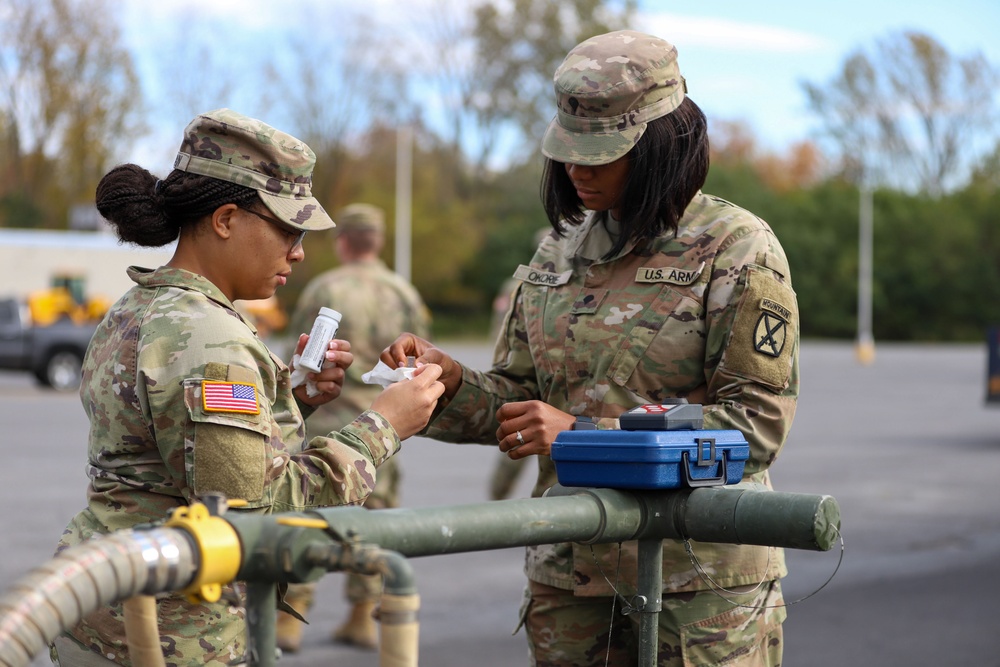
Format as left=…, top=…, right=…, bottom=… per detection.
left=642, top=1, right=1000, bottom=152
left=118, top=0, right=1000, bottom=168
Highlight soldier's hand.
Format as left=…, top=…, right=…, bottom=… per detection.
left=292, top=334, right=354, bottom=406
left=381, top=333, right=462, bottom=400
left=495, top=400, right=575, bottom=459
left=372, top=364, right=446, bottom=440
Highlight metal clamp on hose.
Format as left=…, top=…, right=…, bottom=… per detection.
left=164, top=502, right=242, bottom=603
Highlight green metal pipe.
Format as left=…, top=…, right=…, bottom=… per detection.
left=226, top=484, right=838, bottom=589
left=678, top=485, right=841, bottom=551
left=370, top=549, right=415, bottom=598
left=316, top=493, right=644, bottom=556
left=265, top=485, right=837, bottom=557
left=226, top=485, right=837, bottom=584
left=244, top=581, right=276, bottom=667
left=636, top=538, right=663, bottom=667
left=303, top=542, right=418, bottom=597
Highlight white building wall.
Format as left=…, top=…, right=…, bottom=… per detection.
left=0, top=229, right=174, bottom=302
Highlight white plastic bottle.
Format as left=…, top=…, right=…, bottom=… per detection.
left=298, top=307, right=343, bottom=373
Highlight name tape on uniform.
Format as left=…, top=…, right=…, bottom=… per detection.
left=514, top=265, right=572, bottom=287
left=634, top=262, right=704, bottom=286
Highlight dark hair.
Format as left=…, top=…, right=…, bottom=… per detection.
left=540, top=97, right=710, bottom=259
left=95, top=164, right=260, bottom=247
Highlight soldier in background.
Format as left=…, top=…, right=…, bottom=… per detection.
left=279, top=203, right=432, bottom=652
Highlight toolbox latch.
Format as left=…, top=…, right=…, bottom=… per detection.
left=695, top=437, right=716, bottom=466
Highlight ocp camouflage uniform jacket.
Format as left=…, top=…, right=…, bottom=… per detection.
left=426, top=192, right=799, bottom=597
left=57, top=266, right=399, bottom=666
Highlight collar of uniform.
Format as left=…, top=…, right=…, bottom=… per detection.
left=574, top=211, right=636, bottom=262
left=127, top=265, right=239, bottom=314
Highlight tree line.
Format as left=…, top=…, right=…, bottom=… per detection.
left=0, top=0, right=997, bottom=341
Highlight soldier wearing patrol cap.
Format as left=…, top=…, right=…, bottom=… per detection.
left=278, top=203, right=431, bottom=652
left=382, top=30, right=799, bottom=665
left=50, top=109, right=445, bottom=667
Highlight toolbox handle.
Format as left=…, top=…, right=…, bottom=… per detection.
left=681, top=447, right=729, bottom=488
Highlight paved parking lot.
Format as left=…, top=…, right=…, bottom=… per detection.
left=1, top=340, right=998, bottom=666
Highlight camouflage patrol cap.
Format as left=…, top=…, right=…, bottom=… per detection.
left=174, top=108, right=335, bottom=231
left=541, top=30, right=686, bottom=166
left=333, top=203, right=385, bottom=234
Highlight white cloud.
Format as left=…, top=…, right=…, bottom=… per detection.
left=641, top=12, right=831, bottom=53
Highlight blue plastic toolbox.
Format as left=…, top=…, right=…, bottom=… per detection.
left=551, top=428, right=750, bottom=490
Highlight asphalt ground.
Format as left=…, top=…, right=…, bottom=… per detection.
left=1, top=340, right=998, bottom=666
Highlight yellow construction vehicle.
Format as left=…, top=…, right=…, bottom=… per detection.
left=26, top=272, right=110, bottom=327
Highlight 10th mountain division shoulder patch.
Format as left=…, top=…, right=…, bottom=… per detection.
left=753, top=297, right=791, bottom=357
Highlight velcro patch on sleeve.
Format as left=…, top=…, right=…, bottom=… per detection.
left=202, top=381, right=260, bottom=415
left=723, top=266, right=798, bottom=389
left=193, top=421, right=266, bottom=502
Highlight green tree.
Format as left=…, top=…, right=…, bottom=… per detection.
left=286, top=122, right=482, bottom=327
left=463, top=157, right=548, bottom=304
left=968, top=140, right=1000, bottom=191
left=0, top=0, right=143, bottom=228
left=803, top=31, right=999, bottom=195
left=469, top=0, right=636, bottom=166
left=706, top=163, right=860, bottom=339
left=868, top=189, right=996, bottom=340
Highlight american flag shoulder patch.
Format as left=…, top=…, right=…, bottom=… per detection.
left=202, top=381, right=260, bottom=414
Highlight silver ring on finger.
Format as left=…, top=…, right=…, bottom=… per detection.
left=516, top=430, right=525, bottom=445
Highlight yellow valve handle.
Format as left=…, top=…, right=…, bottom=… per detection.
left=165, top=503, right=242, bottom=603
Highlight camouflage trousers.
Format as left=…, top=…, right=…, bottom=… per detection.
left=283, top=457, right=400, bottom=610
left=521, top=578, right=786, bottom=666
left=488, top=451, right=529, bottom=500
left=51, top=635, right=251, bottom=667
left=51, top=636, right=119, bottom=667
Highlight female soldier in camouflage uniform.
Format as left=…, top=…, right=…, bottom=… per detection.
left=383, top=31, right=798, bottom=666
left=51, top=109, right=444, bottom=667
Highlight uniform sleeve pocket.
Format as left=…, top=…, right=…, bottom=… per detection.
left=184, top=378, right=271, bottom=502
left=718, top=265, right=798, bottom=391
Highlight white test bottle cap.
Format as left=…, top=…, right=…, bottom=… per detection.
left=317, top=307, right=342, bottom=325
